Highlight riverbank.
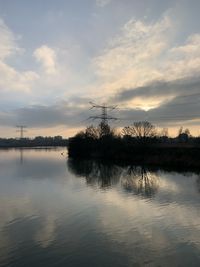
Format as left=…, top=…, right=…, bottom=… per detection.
left=68, top=139, right=200, bottom=168
left=0, top=136, right=68, bottom=148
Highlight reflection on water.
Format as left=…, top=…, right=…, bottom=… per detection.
left=68, top=160, right=159, bottom=198
left=68, top=159, right=122, bottom=189
left=0, top=149, right=200, bottom=267
left=19, top=148, right=24, bottom=164
left=122, top=166, right=159, bottom=197
left=197, top=176, right=200, bottom=193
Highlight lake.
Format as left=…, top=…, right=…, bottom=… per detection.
left=0, top=148, right=199, bottom=267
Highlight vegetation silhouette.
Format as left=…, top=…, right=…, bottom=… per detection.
left=68, top=121, right=200, bottom=168
left=0, top=136, right=68, bottom=148
left=122, top=121, right=156, bottom=144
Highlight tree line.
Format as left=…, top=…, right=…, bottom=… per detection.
left=68, top=121, right=200, bottom=167
left=69, top=121, right=200, bottom=146
left=0, top=136, right=68, bottom=148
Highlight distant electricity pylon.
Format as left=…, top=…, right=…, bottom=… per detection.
left=16, top=125, right=27, bottom=139
left=88, top=102, right=118, bottom=126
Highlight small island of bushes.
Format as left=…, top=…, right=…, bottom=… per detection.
left=68, top=121, right=200, bottom=168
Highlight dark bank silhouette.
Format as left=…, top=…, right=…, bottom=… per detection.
left=0, top=135, right=68, bottom=148
left=68, top=121, right=200, bottom=168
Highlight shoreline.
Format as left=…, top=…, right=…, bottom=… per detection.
left=0, top=146, right=67, bottom=149
left=68, top=145, right=200, bottom=169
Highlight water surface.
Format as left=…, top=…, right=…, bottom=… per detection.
left=0, top=148, right=200, bottom=267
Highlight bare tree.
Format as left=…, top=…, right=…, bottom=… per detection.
left=184, top=128, right=191, bottom=137
left=160, top=127, right=168, bottom=137
left=85, top=125, right=100, bottom=139
left=177, top=127, right=191, bottom=142
left=178, top=126, right=183, bottom=136
left=85, top=124, right=115, bottom=139
left=98, top=122, right=112, bottom=137
left=122, top=121, right=156, bottom=141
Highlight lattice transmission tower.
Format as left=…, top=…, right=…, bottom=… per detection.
left=88, top=102, right=118, bottom=135
left=16, top=125, right=27, bottom=139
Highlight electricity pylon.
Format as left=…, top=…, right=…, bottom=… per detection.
left=88, top=102, right=118, bottom=135
left=89, top=102, right=118, bottom=123
left=16, top=125, right=27, bottom=139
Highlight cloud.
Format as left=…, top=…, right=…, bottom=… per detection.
left=34, top=45, right=57, bottom=74
left=0, top=19, right=38, bottom=94
left=171, top=34, right=200, bottom=55
left=1, top=8, right=200, bottom=135
left=0, top=18, right=19, bottom=59
left=88, top=11, right=200, bottom=127
left=0, top=62, right=38, bottom=94
left=0, top=98, right=92, bottom=128
left=96, top=0, right=112, bottom=7
left=114, top=75, right=200, bottom=103
left=92, top=14, right=172, bottom=97
left=0, top=73, right=200, bottom=133
left=166, top=33, right=200, bottom=79
left=0, top=19, right=69, bottom=107
left=111, top=75, right=200, bottom=126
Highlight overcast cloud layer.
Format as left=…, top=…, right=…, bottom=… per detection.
left=0, top=0, right=200, bottom=137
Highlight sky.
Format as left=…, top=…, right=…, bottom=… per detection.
left=0, top=0, right=200, bottom=137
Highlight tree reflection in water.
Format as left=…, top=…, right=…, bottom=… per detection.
left=196, top=175, right=200, bottom=193
left=19, top=148, right=24, bottom=164
left=68, top=159, right=159, bottom=197
left=121, top=166, right=159, bottom=197
left=68, top=159, right=122, bottom=189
